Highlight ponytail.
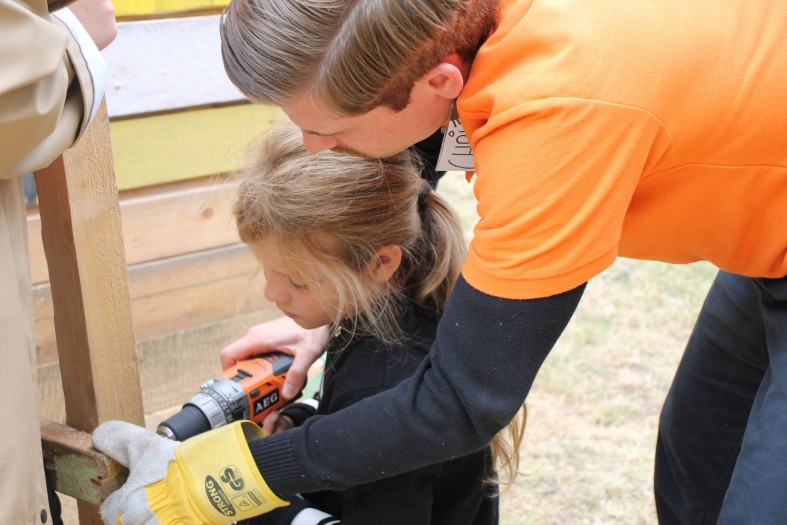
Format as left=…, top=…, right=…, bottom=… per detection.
left=398, top=178, right=466, bottom=313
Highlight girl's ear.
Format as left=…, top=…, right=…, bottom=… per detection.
left=367, top=245, right=403, bottom=283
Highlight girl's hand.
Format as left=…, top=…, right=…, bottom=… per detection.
left=261, top=411, right=295, bottom=435
left=219, top=316, right=329, bottom=399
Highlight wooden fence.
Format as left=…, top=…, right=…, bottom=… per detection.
left=36, top=2, right=283, bottom=522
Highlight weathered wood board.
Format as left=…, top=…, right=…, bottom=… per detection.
left=41, top=421, right=128, bottom=506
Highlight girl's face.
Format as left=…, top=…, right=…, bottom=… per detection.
left=249, top=241, right=341, bottom=330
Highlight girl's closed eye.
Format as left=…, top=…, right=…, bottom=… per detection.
left=288, top=277, right=308, bottom=290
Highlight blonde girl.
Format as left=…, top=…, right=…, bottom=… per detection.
left=234, top=123, right=524, bottom=525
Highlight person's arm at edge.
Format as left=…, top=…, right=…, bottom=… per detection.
left=250, top=275, right=585, bottom=495
left=0, top=0, right=110, bottom=178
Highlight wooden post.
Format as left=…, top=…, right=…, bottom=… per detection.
left=35, top=100, right=144, bottom=524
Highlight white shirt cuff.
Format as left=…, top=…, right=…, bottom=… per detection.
left=50, top=7, right=108, bottom=126
left=292, top=508, right=340, bottom=525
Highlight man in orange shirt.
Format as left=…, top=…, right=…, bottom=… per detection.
left=93, top=1, right=786, bottom=524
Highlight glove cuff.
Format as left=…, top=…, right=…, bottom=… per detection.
left=167, top=421, right=288, bottom=524
left=249, top=430, right=324, bottom=495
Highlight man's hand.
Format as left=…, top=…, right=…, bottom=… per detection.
left=92, top=421, right=287, bottom=525
left=220, top=316, right=330, bottom=400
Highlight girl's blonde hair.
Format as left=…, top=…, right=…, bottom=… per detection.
left=221, top=0, right=498, bottom=115
left=234, top=123, right=464, bottom=342
left=234, top=123, right=525, bottom=485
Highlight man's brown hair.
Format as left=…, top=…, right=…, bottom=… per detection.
left=221, top=0, right=498, bottom=115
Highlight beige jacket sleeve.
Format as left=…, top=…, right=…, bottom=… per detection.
left=0, top=0, right=107, bottom=179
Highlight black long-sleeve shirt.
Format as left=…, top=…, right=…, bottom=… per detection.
left=249, top=277, right=585, bottom=497
left=249, top=298, right=498, bottom=525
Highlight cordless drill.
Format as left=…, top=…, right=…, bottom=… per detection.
left=157, top=353, right=294, bottom=441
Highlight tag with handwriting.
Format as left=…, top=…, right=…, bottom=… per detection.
left=436, top=105, right=475, bottom=172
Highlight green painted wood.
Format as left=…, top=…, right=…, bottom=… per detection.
left=41, top=421, right=128, bottom=505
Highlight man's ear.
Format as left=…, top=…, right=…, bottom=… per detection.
left=421, top=54, right=466, bottom=100
left=366, top=245, right=403, bottom=283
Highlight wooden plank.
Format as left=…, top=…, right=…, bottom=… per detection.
left=34, top=101, right=144, bottom=522
left=128, top=264, right=274, bottom=341
left=34, top=100, right=145, bottom=427
left=37, top=308, right=284, bottom=425
left=41, top=420, right=128, bottom=506
left=103, top=16, right=243, bottom=118
left=114, top=178, right=241, bottom=266
left=29, top=175, right=245, bottom=285
left=27, top=210, right=47, bottom=285
left=34, top=243, right=276, bottom=366
left=114, top=0, right=229, bottom=19
left=124, top=242, right=257, bottom=302
left=110, top=104, right=284, bottom=190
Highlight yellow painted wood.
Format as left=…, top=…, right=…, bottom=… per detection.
left=110, top=104, right=285, bottom=191
left=114, top=0, right=229, bottom=18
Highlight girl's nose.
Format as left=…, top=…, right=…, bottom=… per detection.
left=264, top=280, right=289, bottom=304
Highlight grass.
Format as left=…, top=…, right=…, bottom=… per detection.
left=436, top=172, right=717, bottom=525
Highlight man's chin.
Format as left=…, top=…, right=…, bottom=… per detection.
left=330, top=145, right=372, bottom=157
left=330, top=144, right=409, bottom=159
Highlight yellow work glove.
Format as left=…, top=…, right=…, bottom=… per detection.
left=92, top=420, right=287, bottom=525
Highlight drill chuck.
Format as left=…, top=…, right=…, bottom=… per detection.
left=157, top=405, right=209, bottom=441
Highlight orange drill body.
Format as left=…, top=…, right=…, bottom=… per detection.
left=157, top=353, right=294, bottom=440
left=223, top=353, right=293, bottom=425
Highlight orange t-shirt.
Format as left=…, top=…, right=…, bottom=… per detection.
left=458, top=0, right=787, bottom=299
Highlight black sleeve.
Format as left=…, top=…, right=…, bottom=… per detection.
left=279, top=398, right=318, bottom=427
left=338, top=464, right=444, bottom=525
left=243, top=496, right=310, bottom=525
left=250, top=275, right=585, bottom=495
left=411, top=129, right=445, bottom=188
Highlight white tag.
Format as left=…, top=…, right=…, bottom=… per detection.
left=436, top=104, right=475, bottom=171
